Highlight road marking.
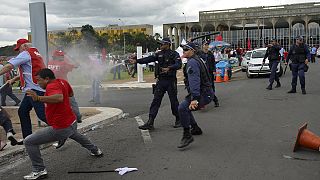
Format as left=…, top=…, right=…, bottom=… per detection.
left=135, top=116, right=152, bottom=144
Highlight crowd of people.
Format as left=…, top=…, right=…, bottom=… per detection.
left=0, top=34, right=318, bottom=179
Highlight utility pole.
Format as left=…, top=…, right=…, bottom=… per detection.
left=182, top=12, right=187, bottom=40
left=118, top=18, right=126, bottom=55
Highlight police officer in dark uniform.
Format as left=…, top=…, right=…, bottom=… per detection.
left=199, top=41, right=219, bottom=107
left=285, top=36, right=310, bottom=94
left=263, top=39, right=282, bottom=90
left=178, top=42, right=213, bottom=148
left=130, top=38, right=182, bottom=130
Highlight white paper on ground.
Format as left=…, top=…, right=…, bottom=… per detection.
left=115, top=167, right=138, bottom=175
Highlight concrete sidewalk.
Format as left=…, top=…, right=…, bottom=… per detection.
left=0, top=107, right=123, bottom=166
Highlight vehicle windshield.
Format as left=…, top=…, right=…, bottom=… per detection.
left=252, top=50, right=266, bottom=58
left=245, top=52, right=252, bottom=59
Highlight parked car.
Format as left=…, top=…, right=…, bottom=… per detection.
left=246, top=48, right=283, bottom=78
left=241, top=51, right=252, bottom=72
left=317, top=47, right=320, bottom=58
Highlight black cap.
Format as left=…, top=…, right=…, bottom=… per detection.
left=181, top=42, right=197, bottom=51
left=296, top=35, right=303, bottom=40
left=202, top=40, right=210, bottom=45
left=159, top=37, right=171, bottom=45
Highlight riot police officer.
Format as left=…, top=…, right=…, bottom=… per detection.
left=199, top=41, right=219, bottom=107
left=263, top=39, right=282, bottom=90
left=285, top=36, right=311, bottom=94
left=130, top=38, right=182, bottom=130
left=178, top=42, right=213, bottom=148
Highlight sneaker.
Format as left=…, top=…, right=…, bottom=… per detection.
left=266, top=85, right=272, bottom=90
left=302, top=89, right=306, bottom=95
left=191, top=125, right=203, bottom=135
left=23, top=169, right=48, bottom=180
left=138, top=123, right=154, bottom=130
left=7, top=132, right=19, bottom=146
left=90, top=148, right=103, bottom=157
left=275, top=82, right=281, bottom=88
left=173, top=119, right=181, bottom=128
left=177, top=135, right=194, bottom=148
left=54, top=139, right=66, bottom=149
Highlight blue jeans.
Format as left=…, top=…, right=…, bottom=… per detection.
left=268, top=60, right=280, bottom=85
left=18, top=90, right=47, bottom=138
left=291, top=63, right=306, bottom=89
left=24, top=122, right=98, bottom=172
left=0, top=109, right=14, bottom=133
left=70, top=96, right=81, bottom=121
left=179, top=93, right=212, bottom=128
left=113, top=65, right=121, bottom=80
left=92, top=79, right=101, bottom=103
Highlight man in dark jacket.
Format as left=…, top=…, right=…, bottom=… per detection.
left=130, top=38, right=182, bottom=130
left=263, top=39, right=282, bottom=90
left=199, top=41, right=219, bottom=107
left=178, top=42, right=213, bottom=148
left=285, top=36, right=310, bottom=94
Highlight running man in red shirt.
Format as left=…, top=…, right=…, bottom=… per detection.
left=24, top=68, right=102, bottom=180
left=48, top=50, right=82, bottom=124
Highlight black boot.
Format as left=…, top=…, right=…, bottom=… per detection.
left=302, top=88, right=306, bottom=95
left=266, top=84, right=272, bottom=90
left=191, top=124, right=203, bottom=135
left=138, top=118, right=155, bottom=130
left=275, top=81, right=281, bottom=88
left=178, top=128, right=194, bottom=148
left=213, top=95, right=219, bottom=107
left=173, top=117, right=181, bottom=128
left=287, top=87, right=296, bottom=93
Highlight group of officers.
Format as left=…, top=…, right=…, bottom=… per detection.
left=130, top=37, right=218, bottom=148
left=263, top=35, right=311, bottom=94
left=130, top=34, right=312, bottom=149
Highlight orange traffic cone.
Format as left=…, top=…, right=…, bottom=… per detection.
left=293, top=123, right=320, bottom=152
left=214, top=69, right=223, bottom=83
left=223, top=69, right=229, bottom=82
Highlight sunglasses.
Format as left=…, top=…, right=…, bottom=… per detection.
left=183, top=48, right=191, bottom=51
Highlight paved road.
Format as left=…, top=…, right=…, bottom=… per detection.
left=2, top=62, right=320, bottom=180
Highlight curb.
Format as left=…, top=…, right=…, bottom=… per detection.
left=12, top=67, right=243, bottom=91
left=0, top=107, right=123, bottom=166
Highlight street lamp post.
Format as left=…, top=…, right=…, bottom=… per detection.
left=182, top=12, right=187, bottom=40
left=118, top=18, right=126, bottom=55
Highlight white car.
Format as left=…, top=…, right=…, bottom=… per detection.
left=246, top=48, right=283, bottom=78
left=241, top=51, right=252, bottom=72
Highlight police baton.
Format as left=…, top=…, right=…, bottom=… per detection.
left=283, top=63, right=288, bottom=75
left=257, top=61, right=265, bottom=76
left=189, top=32, right=221, bottom=42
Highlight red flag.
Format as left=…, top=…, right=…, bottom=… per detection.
left=215, top=35, right=223, bottom=41
left=101, top=48, right=106, bottom=63
left=247, top=38, right=251, bottom=50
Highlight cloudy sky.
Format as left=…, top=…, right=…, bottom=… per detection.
left=0, top=0, right=317, bottom=47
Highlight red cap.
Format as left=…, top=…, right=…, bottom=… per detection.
left=53, top=50, right=64, bottom=57
left=14, top=39, right=29, bottom=51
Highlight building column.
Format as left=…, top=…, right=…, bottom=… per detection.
left=227, top=21, right=232, bottom=44
left=256, top=20, right=260, bottom=48
left=242, top=20, right=246, bottom=48
left=271, top=18, right=277, bottom=38
left=304, top=16, right=311, bottom=44
left=287, top=18, right=293, bottom=48
left=174, top=27, right=179, bottom=49
left=168, top=27, right=173, bottom=50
